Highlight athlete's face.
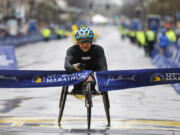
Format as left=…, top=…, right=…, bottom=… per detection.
left=78, top=39, right=92, bottom=52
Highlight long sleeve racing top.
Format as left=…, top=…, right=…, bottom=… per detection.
left=64, top=44, right=107, bottom=72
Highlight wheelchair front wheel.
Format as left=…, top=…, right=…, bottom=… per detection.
left=87, top=98, right=91, bottom=130
left=84, top=83, right=92, bottom=130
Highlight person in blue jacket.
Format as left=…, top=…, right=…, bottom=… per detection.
left=159, top=28, right=169, bottom=56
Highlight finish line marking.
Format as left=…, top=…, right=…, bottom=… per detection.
left=0, top=117, right=180, bottom=131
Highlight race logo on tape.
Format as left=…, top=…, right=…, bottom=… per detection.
left=33, top=76, right=43, bottom=83
left=32, top=72, right=89, bottom=84
left=151, top=73, right=165, bottom=82
left=165, top=73, right=180, bottom=81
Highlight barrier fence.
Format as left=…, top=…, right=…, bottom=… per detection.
left=0, top=46, right=17, bottom=70
left=0, top=33, right=58, bottom=47
left=152, top=42, right=180, bottom=94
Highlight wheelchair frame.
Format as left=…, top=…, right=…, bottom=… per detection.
left=58, top=82, right=111, bottom=129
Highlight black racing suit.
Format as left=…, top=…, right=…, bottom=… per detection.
left=64, top=44, right=108, bottom=94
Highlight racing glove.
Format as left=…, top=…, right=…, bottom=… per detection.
left=76, top=63, right=86, bottom=70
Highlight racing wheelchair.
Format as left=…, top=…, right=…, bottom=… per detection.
left=58, top=81, right=111, bottom=129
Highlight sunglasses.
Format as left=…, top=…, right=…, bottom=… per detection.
left=77, top=39, right=93, bottom=44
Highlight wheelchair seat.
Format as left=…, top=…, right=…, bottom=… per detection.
left=70, top=87, right=100, bottom=96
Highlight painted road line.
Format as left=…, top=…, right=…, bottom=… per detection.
left=0, top=117, right=180, bottom=131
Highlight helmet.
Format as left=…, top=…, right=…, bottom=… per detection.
left=75, top=27, right=94, bottom=41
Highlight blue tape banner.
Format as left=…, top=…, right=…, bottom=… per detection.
left=1, top=69, right=180, bottom=93
left=0, top=70, right=91, bottom=88
left=95, top=68, right=180, bottom=92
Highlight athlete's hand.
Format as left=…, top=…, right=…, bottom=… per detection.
left=85, top=75, right=93, bottom=82
left=85, top=75, right=95, bottom=84
left=73, top=63, right=86, bottom=71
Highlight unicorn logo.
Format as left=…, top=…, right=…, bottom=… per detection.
left=151, top=73, right=165, bottom=82
left=32, top=76, right=43, bottom=83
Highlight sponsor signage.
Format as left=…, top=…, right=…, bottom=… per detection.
left=0, top=46, right=17, bottom=70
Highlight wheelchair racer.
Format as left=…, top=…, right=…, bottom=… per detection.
left=64, top=27, right=109, bottom=98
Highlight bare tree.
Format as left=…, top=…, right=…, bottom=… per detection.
left=148, top=0, right=180, bottom=20
left=33, top=0, right=61, bottom=24
left=66, top=0, right=88, bottom=9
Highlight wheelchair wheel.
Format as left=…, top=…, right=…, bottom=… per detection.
left=58, top=86, right=68, bottom=126
left=87, top=98, right=91, bottom=130
left=102, top=92, right=111, bottom=127
left=84, top=83, right=92, bottom=129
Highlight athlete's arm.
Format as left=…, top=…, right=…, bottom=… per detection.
left=64, top=48, right=76, bottom=72
left=64, top=48, right=85, bottom=72
left=97, top=46, right=108, bottom=71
